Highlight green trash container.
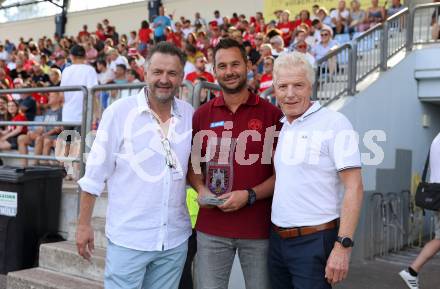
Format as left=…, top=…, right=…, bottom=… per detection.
left=0, top=166, right=65, bottom=274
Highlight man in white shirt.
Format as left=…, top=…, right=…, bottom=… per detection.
left=76, top=42, right=193, bottom=289
left=269, top=52, right=364, bottom=289
left=330, top=0, right=350, bottom=34
left=399, top=132, right=440, bottom=289
left=60, top=45, right=98, bottom=179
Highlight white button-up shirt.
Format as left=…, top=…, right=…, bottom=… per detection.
left=272, top=102, right=361, bottom=227
left=78, top=88, right=193, bottom=251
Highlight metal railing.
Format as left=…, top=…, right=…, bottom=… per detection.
left=0, top=86, right=88, bottom=176
left=367, top=190, right=414, bottom=259
left=352, top=23, right=383, bottom=82
left=316, top=3, right=440, bottom=105
left=313, top=43, right=353, bottom=102
left=193, top=81, right=221, bottom=109
left=386, top=8, right=409, bottom=59
left=409, top=2, right=440, bottom=48
left=89, top=81, right=194, bottom=133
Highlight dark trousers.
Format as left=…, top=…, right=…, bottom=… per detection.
left=268, top=226, right=338, bottom=289
left=178, top=230, right=197, bottom=289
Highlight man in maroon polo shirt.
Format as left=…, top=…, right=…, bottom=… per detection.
left=189, top=38, right=283, bottom=289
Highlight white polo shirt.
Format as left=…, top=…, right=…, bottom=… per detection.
left=430, top=133, right=440, bottom=183
left=78, top=88, right=193, bottom=251
left=272, top=102, right=361, bottom=227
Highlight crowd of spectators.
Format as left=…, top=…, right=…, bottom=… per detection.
left=0, top=0, right=429, bottom=158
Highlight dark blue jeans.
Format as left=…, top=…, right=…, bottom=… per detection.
left=268, top=226, right=338, bottom=289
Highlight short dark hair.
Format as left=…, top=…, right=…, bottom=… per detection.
left=116, top=64, right=127, bottom=71
left=147, top=42, right=185, bottom=68
left=213, top=38, right=247, bottom=66
left=97, top=59, right=107, bottom=67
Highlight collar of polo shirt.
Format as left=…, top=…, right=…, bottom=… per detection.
left=280, top=101, right=322, bottom=123
left=136, top=86, right=182, bottom=118
left=213, top=89, right=260, bottom=107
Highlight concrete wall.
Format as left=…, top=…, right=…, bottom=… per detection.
left=327, top=47, right=440, bottom=261
left=0, top=0, right=263, bottom=43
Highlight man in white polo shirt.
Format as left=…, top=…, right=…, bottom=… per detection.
left=269, top=52, right=364, bottom=289
left=76, top=42, right=193, bottom=289
left=399, top=132, right=440, bottom=289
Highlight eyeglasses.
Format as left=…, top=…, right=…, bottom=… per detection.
left=321, top=33, right=329, bottom=36
left=161, top=138, right=176, bottom=168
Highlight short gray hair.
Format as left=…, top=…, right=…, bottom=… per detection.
left=273, top=52, right=315, bottom=85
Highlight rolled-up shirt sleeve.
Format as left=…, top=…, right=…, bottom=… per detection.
left=78, top=106, right=120, bottom=196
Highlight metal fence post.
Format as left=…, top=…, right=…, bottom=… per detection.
left=351, top=40, right=359, bottom=95
left=312, top=66, right=319, bottom=101
left=347, top=45, right=355, bottom=95
left=406, top=7, right=415, bottom=51
left=381, top=22, right=389, bottom=71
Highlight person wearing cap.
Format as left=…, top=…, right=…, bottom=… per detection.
left=270, top=51, right=363, bottom=289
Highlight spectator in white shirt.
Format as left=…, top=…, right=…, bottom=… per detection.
left=330, top=0, right=350, bottom=34
left=108, top=48, right=128, bottom=73
left=270, top=35, right=287, bottom=58
left=77, top=42, right=193, bottom=289
left=59, top=45, right=98, bottom=179
left=213, top=10, right=224, bottom=26
left=269, top=52, right=363, bottom=289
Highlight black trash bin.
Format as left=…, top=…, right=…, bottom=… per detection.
left=0, top=166, right=65, bottom=274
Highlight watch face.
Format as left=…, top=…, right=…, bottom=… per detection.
left=341, top=238, right=352, bottom=247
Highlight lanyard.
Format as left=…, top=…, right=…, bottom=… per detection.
left=145, top=87, right=176, bottom=169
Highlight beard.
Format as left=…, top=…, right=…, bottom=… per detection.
left=148, top=83, right=179, bottom=103
left=217, top=74, right=247, bottom=94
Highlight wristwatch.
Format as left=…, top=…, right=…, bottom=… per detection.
left=336, top=236, right=354, bottom=248
left=246, top=188, right=257, bottom=206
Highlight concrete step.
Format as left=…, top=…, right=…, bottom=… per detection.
left=39, top=241, right=105, bottom=282
left=59, top=181, right=108, bottom=239
left=67, top=217, right=107, bottom=248
left=7, top=268, right=103, bottom=289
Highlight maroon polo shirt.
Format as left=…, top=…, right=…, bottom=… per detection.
left=192, top=91, right=283, bottom=239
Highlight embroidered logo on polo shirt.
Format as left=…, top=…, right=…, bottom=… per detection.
left=248, top=119, right=263, bottom=131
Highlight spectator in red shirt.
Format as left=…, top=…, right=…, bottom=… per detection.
left=138, top=20, right=153, bottom=56
left=78, top=25, right=90, bottom=41
left=293, top=9, right=313, bottom=29
left=258, top=56, right=274, bottom=94
left=277, top=10, right=295, bottom=46
left=95, top=23, right=106, bottom=41
left=185, top=55, right=215, bottom=84
left=189, top=38, right=282, bottom=289
left=0, top=100, right=27, bottom=151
